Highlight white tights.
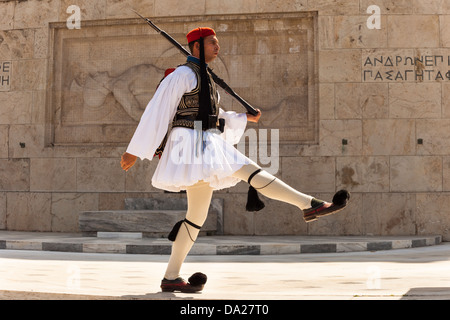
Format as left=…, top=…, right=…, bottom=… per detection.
left=163, top=163, right=314, bottom=280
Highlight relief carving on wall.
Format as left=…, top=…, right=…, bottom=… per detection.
left=46, top=13, right=318, bottom=146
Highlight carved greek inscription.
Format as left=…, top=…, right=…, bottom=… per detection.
left=0, top=61, right=11, bottom=91
left=363, top=54, right=450, bottom=82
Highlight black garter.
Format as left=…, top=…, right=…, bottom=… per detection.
left=168, top=218, right=201, bottom=242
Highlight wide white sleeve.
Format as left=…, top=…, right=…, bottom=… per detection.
left=218, top=108, right=248, bottom=145
left=126, top=66, right=197, bottom=160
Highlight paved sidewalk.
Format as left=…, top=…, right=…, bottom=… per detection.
left=0, top=234, right=449, bottom=300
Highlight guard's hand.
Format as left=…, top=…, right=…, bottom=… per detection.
left=120, top=152, right=137, bottom=171
left=247, top=109, right=261, bottom=123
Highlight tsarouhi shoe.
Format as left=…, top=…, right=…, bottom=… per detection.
left=303, top=190, right=350, bottom=223
left=160, top=272, right=207, bottom=293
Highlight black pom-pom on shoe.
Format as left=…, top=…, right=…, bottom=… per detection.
left=188, top=272, right=207, bottom=287
left=332, top=189, right=350, bottom=206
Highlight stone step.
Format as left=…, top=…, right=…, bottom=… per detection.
left=79, top=197, right=224, bottom=238
left=79, top=209, right=219, bottom=238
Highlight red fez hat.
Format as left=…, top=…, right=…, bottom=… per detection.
left=186, top=27, right=216, bottom=43
left=164, top=68, right=176, bottom=77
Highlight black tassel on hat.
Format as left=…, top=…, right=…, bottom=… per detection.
left=196, top=36, right=213, bottom=131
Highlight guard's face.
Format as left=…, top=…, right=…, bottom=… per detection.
left=202, top=35, right=220, bottom=63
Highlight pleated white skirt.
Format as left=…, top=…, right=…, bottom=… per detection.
left=152, top=127, right=251, bottom=192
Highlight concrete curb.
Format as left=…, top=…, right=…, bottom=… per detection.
left=0, top=231, right=442, bottom=255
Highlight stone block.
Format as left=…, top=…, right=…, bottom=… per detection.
left=106, top=0, right=153, bottom=18
left=11, top=59, right=46, bottom=91
left=337, top=242, right=367, bottom=253
left=33, top=28, right=49, bottom=59
left=126, top=244, right=171, bottom=254
left=333, top=15, right=387, bottom=48
left=389, top=83, right=441, bottom=118
left=217, top=245, right=260, bottom=255
left=0, top=193, right=5, bottom=229
left=52, top=193, right=98, bottom=233
left=42, top=242, right=83, bottom=252
left=416, top=193, right=450, bottom=241
left=253, top=200, right=307, bottom=235
left=79, top=210, right=192, bottom=236
left=124, top=197, right=223, bottom=234
left=0, top=1, right=14, bottom=30
left=97, top=232, right=142, bottom=239
left=30, top=158, right=77, bottom=192
left=300, top=243, right=336, bottom=253
left=442, top=157, right=450, bottom=191
left=59, top=0, right=106, bottom=20
left=335, top=83, right=388, bottom=119
left=205, top=0, right=257, bottom=14
left=319, top=50, right=361, bottom=82
left=319, top=16, right=334, bottom=49
left=6, top=240, right=42, bottom=251
left=255, top=0, right=307, bottom=12
left=388, top=15, right=440, bottom=48
left=367, top=241, right=392, bottom=251
left=310, top=0, right=359, bottom=15
left=260, top=244, right=301, bottom=255
left=298, top=120, right=363, bottom=157
left=362, top=193, right=416, bottom=235
left=154, top=0, right=206, bottom=16
left=282, top=156, right=335, bottom=193
left=0, top=126, right=8, bottom=158
left=6, top=192, right=52, bottom=231
left=360, top=0, right=413, bottom=14
left=319, top=83, right=335, bottom=120
left=417, top=120, right=450, bottom=156
left=413, top=0, right=450, bottom=14
left=8, top=124, right=49, bottom=159
left=362, top=119, right=415, bottom=155
left=443, top=83, right=450, bottom=117
left=14, top=0, right=59, bottom=29
left=83, top=243, right=126, bottom=254
left=390, top=156, right=442, bottom=192
left=124, top=159, right=160, bottom=192
left=0, top=29, right=34, bottom=60
left=336, top=156, right=389, bottom=192
left=221, top=193, right=254, bottom=235
left=77, top=158, right=125, bottom=192
left=441, top=15, right=450, bottom=47
left=0, top=91, right=33, bottom=124
left=0, top=159, right=29, bottom=191
left=317, top=120, right=363, bottom=156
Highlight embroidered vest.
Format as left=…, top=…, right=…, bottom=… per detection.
left=171, top=61, right=219, bottom=129
left=154, top=61, right=222, bottom=158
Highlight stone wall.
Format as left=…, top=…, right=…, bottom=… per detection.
left=1, top=0, right=450, bottom=240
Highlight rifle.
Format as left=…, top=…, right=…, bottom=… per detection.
left=132, top=10, right=259, bottom=116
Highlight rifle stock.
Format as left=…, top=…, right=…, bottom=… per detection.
left=133, top=10, right=259, bottom=116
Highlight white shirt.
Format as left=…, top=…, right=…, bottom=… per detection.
left=126, top=63, right=251, bottom=191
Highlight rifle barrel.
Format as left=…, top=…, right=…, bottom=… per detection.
left=133, top=11, right=258, bottom=116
